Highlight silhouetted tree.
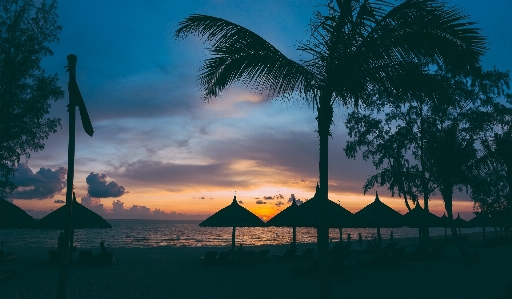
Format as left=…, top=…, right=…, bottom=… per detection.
left=347, top=66, right=511, bottom=259
left=472, top=120, right=512, bottom=232
left=0, top=0, right=63, bottom=197
left=176, top=1, right=485, bottom=296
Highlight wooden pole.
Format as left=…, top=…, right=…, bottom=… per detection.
left=56, top=54, right=77, bottom=299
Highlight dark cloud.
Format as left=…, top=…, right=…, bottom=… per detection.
left=263, top=196, right=272, bottom=200
left=9, top=164, right=67, bottom=200
left=275, top=201, right=285, bottom=207
left=238, top=200, right=244, bottom=204
left=116, top=160, right=251, bottom=190
left=256, top=200, right=266, bottom=204
left=54, top=199, right=65, bottom=204
left=86, top=173, right=127, bottom=198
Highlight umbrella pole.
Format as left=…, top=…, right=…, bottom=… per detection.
left=231, top=226, right=236, bottom=258
left=377, top=227, right=381, bottom=248
left=292, top=226, right=296, bottom=252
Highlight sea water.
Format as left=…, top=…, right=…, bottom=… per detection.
left=0, top=219, right=486, bottom=248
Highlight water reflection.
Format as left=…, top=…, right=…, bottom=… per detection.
left=0, top=219, right=486, bottom=248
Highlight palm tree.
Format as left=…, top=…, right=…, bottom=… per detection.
left=175, top=1, right=485, bottom=297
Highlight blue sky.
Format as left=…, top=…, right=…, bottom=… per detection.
left=12, top=0, right=512, bottom=220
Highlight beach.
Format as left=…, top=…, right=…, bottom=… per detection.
left=1, top=232, right=511, bottom=299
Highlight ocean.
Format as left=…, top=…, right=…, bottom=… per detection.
left=0, top=219, right=486, bottom=248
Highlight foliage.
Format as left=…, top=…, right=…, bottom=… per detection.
left=176, top=0, right=488, bottom=296
left=345, top=67, right=512, bottom=213
left=0, top=0, right=63, bottom=197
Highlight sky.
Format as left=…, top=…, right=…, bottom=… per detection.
left=10, top=0, right=512, bottom=221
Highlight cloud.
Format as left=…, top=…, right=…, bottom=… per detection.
left=80, top=196, right=108, bottom=214
left=275, top=201, right=285, bottom=207
left=54, top=199, right=65, bottom=204
left=263, top=196, right=272, bottom=200
left=78, top=197, right=208, bottom=220
left=238, top=200, right=244, bottom=204
left=86, top=173, right=127, bottom=198
left=9, top=164, right=67, bottom=200
left=255, top=200, right=266, bottom=204
left=287, top=194, right=303, bottom=206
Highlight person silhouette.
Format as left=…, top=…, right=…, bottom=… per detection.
left=347, top=233, right=352, bottom=244
left=390, top=231, right=394, bottom=243
left=100, top=241, right=107, bottom=252
left=358, top=233, right=363, bottom=250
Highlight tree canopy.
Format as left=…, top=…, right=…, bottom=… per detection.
left=0, top=0, right=63, bottom=197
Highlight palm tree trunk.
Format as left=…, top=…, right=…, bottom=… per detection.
left=317, top=92, right=333, bottom=299
left=443, top=189, right=471, bottom=263
left=419, top=106, right=430, bottom=242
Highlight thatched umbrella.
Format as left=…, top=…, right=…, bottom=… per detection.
left=296, top=194, right=358, bottom=243
left=266, top=197, right=301, bottom=251
left=38, top=197, right=111, bottom=230
left=354, top=191, right=404, bottom=247
left=403, top=203, right=442, bottom=243
left=38, top=194, right=111, bottom=258
left=0, top=198, right=37, bottom=229
left=200, top=196, right=265, bottom=253
left=469, top=213, right=492, bottom=240
left=453, top=213, right=474, bottom=236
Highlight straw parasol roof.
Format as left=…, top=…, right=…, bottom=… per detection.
left=266, top=198, right=300, bottom=228
left=0, top=198, right=37, bottom=229
left=295, top=190, right=358, bottom=229
left=38, top=198, right=111, bottom=230
left=468, top=213, right=498, bottom=228
left=200, top=196, right=265, bottom=252
left=354, top=191, right=403, bottom=246
left=354, top=191, right=404, bottom=228
left=453, top=213, right=474, bottom=229
left=403, top=203, right=443, bottom=228
left=266, top=197, right=301, bottom=250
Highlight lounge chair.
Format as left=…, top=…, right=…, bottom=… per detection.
left=384, top=247, right=406, bottom=265
left=47, top=250, right=61, bottom=264
left=0, top=270, right=15, bottom=282
left=274, top=248, right=297, bottom=261
left=200, top=251, right=218, bottom=266
left=0, top=250, right=15, bottom=263
left=236, top=250, right=257, bottom=265
left=356, top=250, right=391, bottom=267
left=251, top=249, right=270, bottom=264
left=95, top=251, right=114, bottom=265
left=75, top=249, right=94, bottom=265
left=297, top=248, right=315, bottom=260
left=291, top=252, right=349, bottom=277
left=217, top=251, right=232, bottom=265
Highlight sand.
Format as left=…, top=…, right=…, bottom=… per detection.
left=1, top=232, right=511, bottom=299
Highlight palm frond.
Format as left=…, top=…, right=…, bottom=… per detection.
left=175, top=14, right=315, bottom=101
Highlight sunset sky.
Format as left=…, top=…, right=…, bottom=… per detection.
left=11, top=0, right=512, bottom=220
